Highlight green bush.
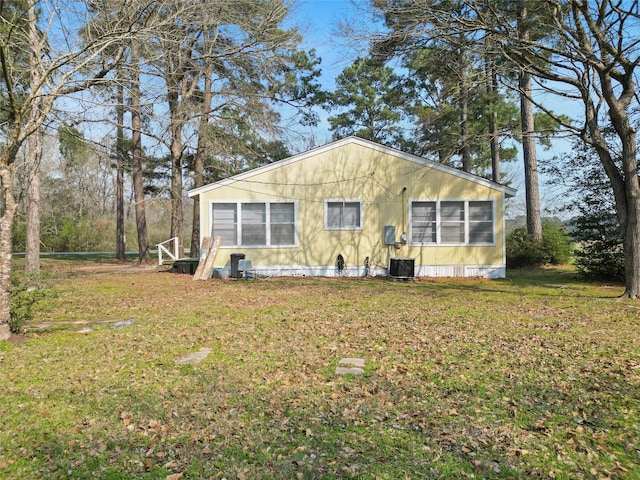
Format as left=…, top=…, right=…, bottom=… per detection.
left=541, top=221, right=573, bottom=264
left=506, top=227, right=545, bottom=267
left=574, top=242, right=625, bottom=280
left=571, top=211, right=625, bottom=280
left=506, top=221, right=573, bottom=268
left=9, top=278, right=56, bottom=334
left=56, top=218, right=113, bottom=252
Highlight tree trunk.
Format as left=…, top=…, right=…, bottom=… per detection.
left=24, top=130, right=42, bottom=274
left=616, top=122, right=640, bottom=299
left=519, top=70, right=542, bottom=242
left=190, top=163, right=202, bottom=258
left=169, top=120, right=184, bottom=258
left=190, top=65, right=213, bottom=257
left=167, top=82, right=185, bottom=258
left=0, top=161, right=17, bottom=340
left=131, top=38, right=151, bottom=264
left=24, top=3, right=43, bottom=275
left=115, top=75, right=126, bottom=261
left=459, top=49, right=471, bottom=173
left=622, top=192, right=640, bottom=298
left=518, top=0, right=542, bottom=243
left=485, top=57, right=501, bottom=183
left=583, top=88, right=640, bottom=298
left=599, top=146, right=640, bottom=299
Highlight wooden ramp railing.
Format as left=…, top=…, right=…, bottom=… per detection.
left=156, top=237, right=180, bottom=265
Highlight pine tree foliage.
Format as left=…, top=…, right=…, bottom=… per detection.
left=326, top=57, right=408, bottom=147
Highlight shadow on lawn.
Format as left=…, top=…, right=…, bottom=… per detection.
left=412, top=266, right=626, bottom=300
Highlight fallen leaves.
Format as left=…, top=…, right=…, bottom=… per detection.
left=2, top=269, right=638, bottom=479
left=119, top=411, right=172, bottom=438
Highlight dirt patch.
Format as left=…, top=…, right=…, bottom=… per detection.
left=5, top=333, right=29, bottom=345
left=54, top=263, right=161, bottom=275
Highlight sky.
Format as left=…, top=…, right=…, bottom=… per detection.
left=284, top=0, right=373, bottom=146
left=291, top=0, right=366, bottom=82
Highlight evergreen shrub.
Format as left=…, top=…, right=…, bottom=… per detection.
left=506, top=221, right=573, bottom=268
left=572, top=211, right=625, bottom=281
left=9, top=278, right=56, bottom=334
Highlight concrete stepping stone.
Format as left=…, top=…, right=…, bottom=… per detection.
left=336, top=357, right=365, bottom=375
left=110, top=319, right=135, bottom=329
left=177, top=347, right=212, bottom=365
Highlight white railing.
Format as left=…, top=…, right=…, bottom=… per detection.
left=157, top=237, right=180, bottom=265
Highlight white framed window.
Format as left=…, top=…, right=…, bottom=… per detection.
left=241, top=203, right=266, bottom=246
left=468, top=201, right=494, bottom=244
left=440, top=201, right=465, bottom=243
left=325, top=200, right=362, bottom=230
left=212, top=203, right=238, bottom=246
left=270, top=203, right=296, bottom=245
left=211, top=201, right=295, bottom=247
left=410, top=200, right=494, bottom=245
left=410, top=201, right=436, bottom=243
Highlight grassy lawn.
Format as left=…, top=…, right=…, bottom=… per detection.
left=1, top=263, right=639, bottom=479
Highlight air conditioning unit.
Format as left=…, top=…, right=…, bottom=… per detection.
left=389, top=258, right=414, bottom=278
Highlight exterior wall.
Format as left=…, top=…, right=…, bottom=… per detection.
left=193, top=140, right=511, bottom=278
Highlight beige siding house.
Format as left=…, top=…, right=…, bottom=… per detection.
left=188, top=137, right=516, bottom=278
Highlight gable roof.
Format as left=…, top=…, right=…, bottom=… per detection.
left=188, top=136, right=517, bottom=198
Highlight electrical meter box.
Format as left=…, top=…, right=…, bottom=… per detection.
left=384, top=225, right=396, bottom=245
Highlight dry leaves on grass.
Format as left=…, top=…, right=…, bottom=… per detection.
left=3, top=267, right=639, bottom=479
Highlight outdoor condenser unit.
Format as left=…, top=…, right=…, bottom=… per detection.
left=389, top=258, right=415, bottom=278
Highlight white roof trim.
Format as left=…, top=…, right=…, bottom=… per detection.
left=188, top=136, right=518, bottom=198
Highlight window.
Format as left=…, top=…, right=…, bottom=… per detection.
left=326, top=201, right=362, bottom=229
left=410, top=202, right=436, bottom=243
left=241, top=203, right=266, bottom=246
left=410, top=200, right=494, bottom=245
left=211, top=202, right=295, bottom=247
left=212, top=203, right=237, bottom=246
left=270, top=203, right=295, bottom=245
left=441, top=201, right=465, bottom=243
left=468, top=201, right=493, bottom=243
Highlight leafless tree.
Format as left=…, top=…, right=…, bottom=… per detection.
left=148, top=0, right=312, bottom=258
left=22, top=3, right=44, bottom=274
left=115, top=65, right=126, bottom=261
left=0, top=0, right=178, bottom=339
left=129, top=35, right=151, bottom=263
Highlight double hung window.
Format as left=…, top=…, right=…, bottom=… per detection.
left=468, top=201, right=494, bottom=243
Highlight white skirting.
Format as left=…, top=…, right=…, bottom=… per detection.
left=226, top=264, right=506, bottom=279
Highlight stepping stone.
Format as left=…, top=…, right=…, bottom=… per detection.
left=110, top=319, right=134, bottom=329
left=177, top=347, right=212, bottom=365
left=336, top=357, right=365, bottom=375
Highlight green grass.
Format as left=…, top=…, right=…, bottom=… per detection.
left=1, top=264, right=639, bottom=479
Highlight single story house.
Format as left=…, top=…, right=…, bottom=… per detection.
left=188, top=136, right=517, bottom=278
